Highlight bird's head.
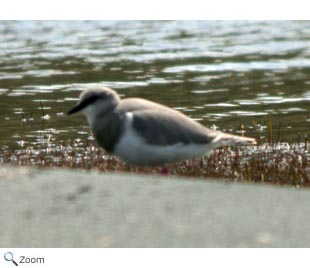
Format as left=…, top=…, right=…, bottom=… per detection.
left=67, top=86, right=120, bottom=125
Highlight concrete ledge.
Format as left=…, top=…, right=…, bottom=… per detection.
left=0, top=167, right=309, bottom=247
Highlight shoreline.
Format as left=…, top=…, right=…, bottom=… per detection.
left=1, top=166, right=310, bottom=247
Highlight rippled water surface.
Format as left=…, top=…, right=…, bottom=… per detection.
left=1, top=21, right=310, bottom=148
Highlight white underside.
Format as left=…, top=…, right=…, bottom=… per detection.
left=114, top=112, right=215, bottom=166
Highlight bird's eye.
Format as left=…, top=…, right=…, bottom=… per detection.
left=88, top=95, right=98, bottom=103
left=83, top=93, right=107, bottom=107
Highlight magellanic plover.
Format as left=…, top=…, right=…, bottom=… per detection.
left=68, top=86, right=256, bottom=166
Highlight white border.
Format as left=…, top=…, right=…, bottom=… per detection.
left=1, top=248, right=310, bottom=268
left=1, top=0, right=310, bottom=19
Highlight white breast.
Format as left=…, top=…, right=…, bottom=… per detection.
left=114, top=112, right=214, bottom=166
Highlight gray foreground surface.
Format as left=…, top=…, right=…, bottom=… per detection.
left=0, top=167, right=310, bottom=247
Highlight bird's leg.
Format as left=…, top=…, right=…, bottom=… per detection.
left=160, top=166, right=169, bottom=175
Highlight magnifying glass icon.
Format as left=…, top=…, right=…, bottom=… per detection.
left=4, top=252, right=18, bottom=266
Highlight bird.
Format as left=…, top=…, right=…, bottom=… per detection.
left=67, top=86, right=256, bottom=166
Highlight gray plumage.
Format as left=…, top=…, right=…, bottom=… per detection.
left=131, top=110, right=215, bottom=146
left=68, top=86, right=256, bottom=166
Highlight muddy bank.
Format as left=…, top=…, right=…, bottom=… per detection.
left=0, top=167, right=309, bottom=247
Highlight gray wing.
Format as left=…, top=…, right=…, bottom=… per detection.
left=131, top=109, right=216, bottom=146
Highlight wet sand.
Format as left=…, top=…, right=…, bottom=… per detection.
left=0, top=166, right=309, bottom=247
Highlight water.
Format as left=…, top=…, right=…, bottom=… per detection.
left=1, top=20, right=310, bottom=149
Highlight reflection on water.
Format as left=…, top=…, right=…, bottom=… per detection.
left=1, top=21, right=310, bottom=148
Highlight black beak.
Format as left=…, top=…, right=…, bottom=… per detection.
left=67, top=103, right=84, bottom=115
left=67, top=95, right=98, bottom=115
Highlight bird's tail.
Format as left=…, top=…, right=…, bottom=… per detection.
left=212, top=132, right=257, bottom=148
